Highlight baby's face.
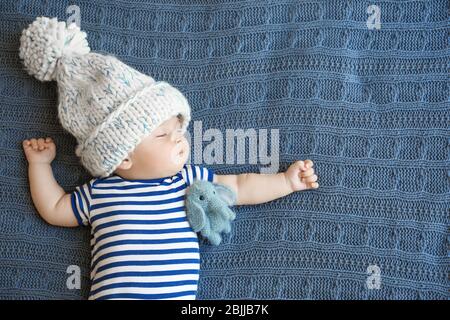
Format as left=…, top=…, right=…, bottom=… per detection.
left=115, top=115, right=189, bottom=179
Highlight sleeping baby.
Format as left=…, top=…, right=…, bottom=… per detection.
left=20, top=17, right=318, bottom=300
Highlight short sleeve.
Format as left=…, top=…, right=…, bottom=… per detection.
left=70, top=179, right=95, bottom=226
left=181, top=164, right=215, bottom=186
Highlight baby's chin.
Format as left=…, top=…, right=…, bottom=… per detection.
left=161, top=150, right=188, bottom=177
left=174, top=148, right=189, bottom=170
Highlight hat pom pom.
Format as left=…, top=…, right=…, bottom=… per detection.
left=19, top=16, right=90, bottom=82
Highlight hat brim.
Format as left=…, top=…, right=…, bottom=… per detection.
left=76, top=81, right=191, bottom=178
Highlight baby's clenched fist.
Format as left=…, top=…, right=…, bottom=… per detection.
left=284, top=159, right=319, bottom=192
left=22, top=137, right=56, bottom=164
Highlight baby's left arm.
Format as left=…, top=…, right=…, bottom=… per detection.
left=214, top=160, right=318, bottom=205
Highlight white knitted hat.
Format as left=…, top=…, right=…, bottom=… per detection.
left=19, top=16, right=191, bottom=178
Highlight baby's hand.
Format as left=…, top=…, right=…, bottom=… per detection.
left=284, top=160, right=319, bottom=192
left=22, top=137, right=56, bottom=164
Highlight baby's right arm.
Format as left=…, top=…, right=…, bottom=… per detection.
left=22, top=137, right=78, bottom=227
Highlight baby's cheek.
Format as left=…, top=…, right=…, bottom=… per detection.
left=152, top=143, right=174, bottom=162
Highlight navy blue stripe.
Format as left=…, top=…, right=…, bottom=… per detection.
left=99, top=178, right=163, bottom=184
left=98, top=175, right=178, bottom=184
left=192, top=165, right=198, bottom=180
left=208, top=170, right=215, bottom=182
left=90, top=195, right=185, bottom=210
left=92, top=238, right=198, bottom=258
left=94, top=175, right=183, bottom=189
left=95, top=227, right=193, bottom=242
left=78, top=186, right=90, bottom=221
left=95, top=291, right=197, bottom=300
left=87, top=181, right=93, bottom=198
left=93, top=217, right=188, bottom=233
left=71, top=192, right=84, bottom=226
left=74, top=189, right=86, bottom=219
left=182, top=165, right=215, bottom=185
left=72, top=169, right=209, bottom=300
left=92, top=270, right=200, bottom=286
left=183, top=165, right=191, bottom=186
left=92, top=248, right=200, bottom=270
left=90, top=280, right=198, bottom=296
left=90, top=206, right=186, bottom=223
left=96, top=259, right=200, bottom=274
left=92, top=183, right=187, bottom=199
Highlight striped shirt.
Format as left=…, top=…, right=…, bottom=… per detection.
left=70, top=164, right=215, bottom=300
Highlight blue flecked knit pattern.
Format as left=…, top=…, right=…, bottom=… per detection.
left=0, top=0, right=448, bottom=299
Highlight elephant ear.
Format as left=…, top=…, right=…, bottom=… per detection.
left=185, top=201, right=206, bottom=232
left=214, top=183, right=236, bottom=206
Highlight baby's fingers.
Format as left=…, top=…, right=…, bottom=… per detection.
left=30, top=139, right=38, bottom=150
left=304, top=160, right=314, bottom=169
left=23, top=138, right=53, bottom=151
left=22, top=140, right=33, bottom=151
left=300, top=168, right=314, bottom=177
left=37, top=138, right=45, bottom=150
left=303, top=174, right=318, bottom=183
left=310, top=182, right=319, bottom=189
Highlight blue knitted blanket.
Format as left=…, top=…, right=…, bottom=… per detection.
left=0, top=0, right=448, bottom=299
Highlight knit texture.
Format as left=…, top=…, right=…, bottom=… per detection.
left=186, top=180, right=237, bottom=246
left=0, top=0, right=448, bottom=299
left=18, top=16, right=192, bottom=178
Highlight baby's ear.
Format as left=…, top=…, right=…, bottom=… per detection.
left=116, top=157, right=133, bottom=170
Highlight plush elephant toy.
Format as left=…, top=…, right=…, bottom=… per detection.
left=185, top=180, right=237, bottom=245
